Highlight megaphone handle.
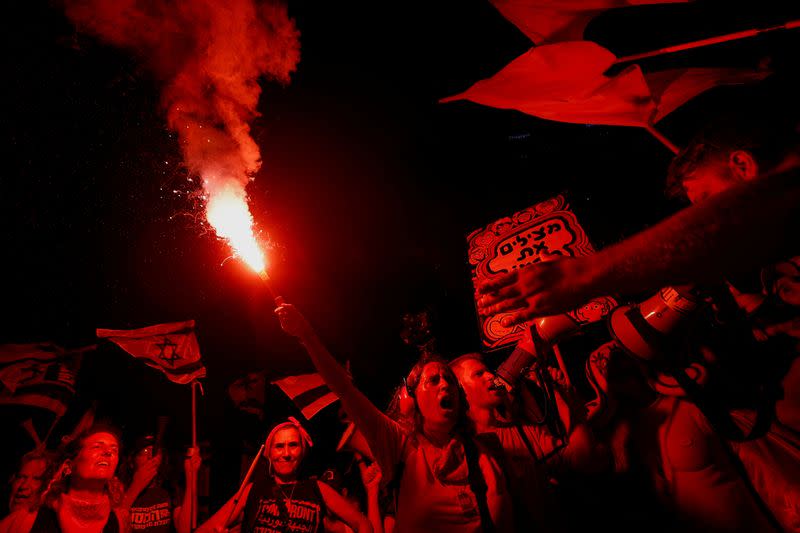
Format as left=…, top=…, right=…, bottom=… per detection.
left=530, top=324, right=551, bottom=360
left=551, top=345, right=572, bottom=387
left=537, top=366, right=567, bottom=439
left=496, top=325, right=540, bottom=387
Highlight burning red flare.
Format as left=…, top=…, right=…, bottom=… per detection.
left=205, top=183, right=265, bottom=273
left=63, top=0, right=300, bottom=275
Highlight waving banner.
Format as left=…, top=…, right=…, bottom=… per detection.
left=272, top=373, right=339, bottom=420
left=97, top=320, right=206, bottom=384
left=0, top=343, right=90, bottom=416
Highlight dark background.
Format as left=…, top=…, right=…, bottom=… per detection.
left=2, top=0, right=799, bottom=513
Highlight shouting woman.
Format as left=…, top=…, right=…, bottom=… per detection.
left=275, top=302, right=513, bottom=532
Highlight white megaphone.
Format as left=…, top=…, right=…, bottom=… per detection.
left=336, top=422, right=375, bottom=463
left=608, top=285, right=704, bottom=362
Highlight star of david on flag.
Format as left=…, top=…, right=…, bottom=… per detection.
left=96, top=320, right=206, bottom=384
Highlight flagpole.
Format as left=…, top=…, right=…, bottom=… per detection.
left=646, top=124, right=680, bottom=154
left=42, top=414, right=63, bottom=449
left=224, top=444, right=265, bottom=530
left=614, top=19, right=800, bottom=65
left=191, top=381, right=197, bottom=448
left=190, top=380, right=198, bottom=530
left=21, top=419, right=43, bottom=449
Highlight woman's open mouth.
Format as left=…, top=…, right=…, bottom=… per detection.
left=439, top=396, right=454, bottom=411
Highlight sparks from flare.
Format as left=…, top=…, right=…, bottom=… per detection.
left=204, top=180, right=266, bottom=274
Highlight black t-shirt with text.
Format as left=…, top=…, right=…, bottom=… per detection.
left=130, top=486, right=175, bottom=533
left=242, top=461, right=324, bottom=533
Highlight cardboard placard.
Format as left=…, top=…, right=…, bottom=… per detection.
left=468, top=195, right=614, bottom=349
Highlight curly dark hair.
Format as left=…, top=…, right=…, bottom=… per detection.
left=665, top=110, right=799, bottom=199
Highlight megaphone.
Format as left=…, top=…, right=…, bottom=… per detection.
left=336, top=422, right=375, bottom=462
left=495, top=296, right=615, bottom=387
left=608, top=285, right=704, bottom=362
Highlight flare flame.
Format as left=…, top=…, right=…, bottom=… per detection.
left=205, top=183, right=265, bottom=273
left=62, top=0, right=300, bottom=277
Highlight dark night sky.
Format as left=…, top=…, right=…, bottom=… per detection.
left=2, top=0, right=799, bottom=497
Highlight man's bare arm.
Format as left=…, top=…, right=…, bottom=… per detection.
left=478, top=165, right=799, bottom=322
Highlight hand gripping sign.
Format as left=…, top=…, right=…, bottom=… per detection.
left=467, top=195, right=615, bottom=350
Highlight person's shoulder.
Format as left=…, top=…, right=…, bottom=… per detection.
left=665, top=398, right=716, bottom=439
left=472, top=431, right=505, bottom=459
left=0, top=507, right=38, bottom=533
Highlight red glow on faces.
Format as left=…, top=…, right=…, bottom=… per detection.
left=9, top=459, right=47, bottom=512
left=269, top=427, right=303, bottom=479
left=74, top=432, right=119, bottom=481
left=415, top=362, right=460, bottom=430
left=453, top=359, right=503, bottom=410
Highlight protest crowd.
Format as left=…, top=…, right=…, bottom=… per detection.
left=3, top=1, right=800, bottom=532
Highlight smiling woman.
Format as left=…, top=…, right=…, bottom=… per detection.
left=0, top=423, right=126, bottom=533
left=195, top=418, right=371, bottom=533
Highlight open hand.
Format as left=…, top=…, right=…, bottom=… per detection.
left=358, top=460, right=382, bottom=492
left=477, top=257, right=593, bottom=323
left=132, top=455, right=161, bottom=488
